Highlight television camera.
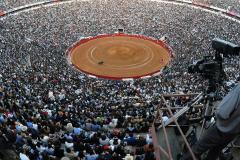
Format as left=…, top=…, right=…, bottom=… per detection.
left=188, top=38, right=240, bottom=93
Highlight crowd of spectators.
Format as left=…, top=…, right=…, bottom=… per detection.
left=193, top=0, right=240, bottom=12
left=216, top=0, right=240, bottom=9
left=0, top=0, right=240, bottom=12
left=0, top=0, right=44, bottom=10
left=0, top=0, right=240, bottom=159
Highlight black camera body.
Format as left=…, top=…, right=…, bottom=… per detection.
left=188, top=56, right=222, bottom=80
left=188, top=38, right=239, bottom=93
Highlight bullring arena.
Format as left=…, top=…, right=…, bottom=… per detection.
left=67, top=33, right=172, bottom=79
left=0, top=0, right=240, bottom=160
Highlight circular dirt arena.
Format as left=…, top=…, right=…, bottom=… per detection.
left=67, top=33, right=173, bottom=79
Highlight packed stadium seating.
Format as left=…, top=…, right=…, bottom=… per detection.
left=0, top=0, right=239, bottom=159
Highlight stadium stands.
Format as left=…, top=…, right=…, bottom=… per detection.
left=0, top=0, right=239, bottom=159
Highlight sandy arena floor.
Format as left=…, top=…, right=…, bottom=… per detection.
left=68, top=34, right=172, bottom=79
